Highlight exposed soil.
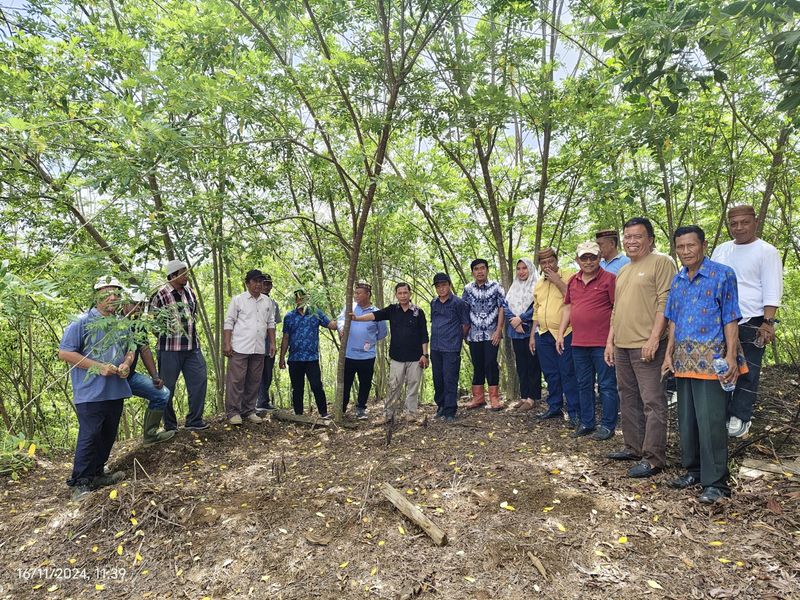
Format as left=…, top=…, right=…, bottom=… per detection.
left=1, top=366, right=798, bottom=600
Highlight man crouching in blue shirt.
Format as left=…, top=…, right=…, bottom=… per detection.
left=59, top=276, right=134, bottom=501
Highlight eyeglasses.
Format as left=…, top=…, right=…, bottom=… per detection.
left=577, top=255, right=599, bottom=262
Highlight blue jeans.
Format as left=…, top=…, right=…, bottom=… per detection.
left=572, top=346, right=619, bottom=430
left=158, top=349, right=208, bottom=430
left=431, top=350, right=460, bottom=417
left=535, top=331, right=579, bottom=419
left=128, top=372, right=170, bottom=410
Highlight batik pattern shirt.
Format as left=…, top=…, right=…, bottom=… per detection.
left=665, top=258, right=745, bottom=380
left=283, top=308, right=332, bottom=362
left=462, top=281, right=505, bottom=343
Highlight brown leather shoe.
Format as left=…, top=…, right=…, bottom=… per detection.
left=466, top=385, right=487, bottom=409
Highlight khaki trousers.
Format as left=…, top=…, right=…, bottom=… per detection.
left=385, top=359, right=423, bottom=416
left=225, top=352, right=265, bottom=418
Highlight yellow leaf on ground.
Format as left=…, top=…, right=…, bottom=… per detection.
left=378, top=540, right=385, bottom=546
left=135, top=552, right=143, bottom=562
left=109, top=489, right=118, bottom=500
left=339, top=562, right=349, bottom=568
left=260, top=575, right=271, bottom=582
left=47, top=585, right=58, bottom=592
left=555, top=521, right=566, bottom=532
left=464, top=576, right=476, bottom=583
left=646, top=580, right=663, bottom=590
left=91, top=546, right=98, bottom=553
left=719, top=558, right=731, bottom=564
left=130, top=518, right=138, bottom=526
left=370, top=566, right=378, bottom=576
left=708, top=541, right=723, bottom=547
left=68, top=558, right=76, bottom=564
left=27, top=443, right=36, bottom=457
left=398, top=525, right=406, bottom=534
left=549, top=468, right=561, bottom=475
left=95, top=584, right=105, bottom=591
left=618, top=536, right=628, bottom=544
left=117, top=544, right=123, bottom=555
left=542, top=506, right=554, bottom=512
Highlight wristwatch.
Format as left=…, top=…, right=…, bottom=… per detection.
left=423, top=353, right=430, bottom=359
left=765, top=318, right=779, bottom=325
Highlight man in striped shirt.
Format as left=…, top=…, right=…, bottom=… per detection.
left=150, top=259, right=209, bottom=431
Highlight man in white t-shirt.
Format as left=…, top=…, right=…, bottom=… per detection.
left=710, top=205, right=783, bottom=438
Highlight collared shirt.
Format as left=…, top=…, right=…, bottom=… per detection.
left=224, top=291, right=276, bottom=355
left=338, top=304, right=388, bottom=360
left=59, top=308, right=132, bottom=404
left=711, top=238, right=784, bottom=320
left=372, top=303, right=430, bottom=362
left=611, top=253, right=676, bottom=348
left=430, top=293, right=470, bottom=352
left=564, top=268, right=615, bottom=347
left=150, top=282, right=200, bottom=352
left=600, top=253, right=631, bottom=275
left=283, top=308, right=332, bottom=362
left=665, top=258, right=743, bottom=379
left=532, top=269, right=574, bottom=336
left=462, top=280, right=505, bottom=342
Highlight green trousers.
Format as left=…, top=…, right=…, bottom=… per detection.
left=677, top=377, right=729, bottom=492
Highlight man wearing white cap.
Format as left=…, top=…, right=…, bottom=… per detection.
left=557, top=241, right=618, bottom=440
left=150, top=259, right=209, bottom=431
left=58, top=276, right=133, bottom=500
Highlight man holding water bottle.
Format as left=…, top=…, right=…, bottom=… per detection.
left=662, top=225, right=746, bottom=504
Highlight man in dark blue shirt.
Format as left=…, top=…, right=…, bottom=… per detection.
left=429, top=273, right=470, bottom=421
left=279, top=288, right=337, bottom=417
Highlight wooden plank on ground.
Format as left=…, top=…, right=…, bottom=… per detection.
left=381, top=482, right=448, bottom=546
left=739, top=458, right=800, bottom=478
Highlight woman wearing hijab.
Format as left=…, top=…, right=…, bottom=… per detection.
left=504, top=258, right=542, bottom=410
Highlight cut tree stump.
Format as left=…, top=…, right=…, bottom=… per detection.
left=271, top=410, right=332, bottom=427
left=739, top=458, right=800, bottom=478
left=381, top=482, right=448, bottom=546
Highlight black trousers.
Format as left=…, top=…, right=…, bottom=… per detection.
left=511, top=337, right=542, bottom=400
left=729, top=318, right=765, bottom=423
left=68, top=399, right=124, bottom=487
left=343, top=357, right=376, bottom=412
left=469, top=340, right=500, bottom=386
left=257, top=354, right=276, bottom=409
left=287, top=360, right=327, bottom=416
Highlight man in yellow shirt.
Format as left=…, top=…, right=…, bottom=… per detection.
left=604, top=217, right=677, bottom=478
left=529, top=247, right=579, bottom=424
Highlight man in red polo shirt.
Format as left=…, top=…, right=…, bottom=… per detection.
left=556, top=241, right=618, bottom=440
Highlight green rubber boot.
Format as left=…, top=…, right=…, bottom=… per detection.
left=143, top=408, right=176, bottom=445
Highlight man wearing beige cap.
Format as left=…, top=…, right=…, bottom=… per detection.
left=596, top=229, right=630, bottom=275
left=605, top=217, right=676, bottom=478
left=150, top=259, right=209, bottom=431
left=557, top=241, right=618, bottom=440
left=711, top=205, right=783, bottom=438
left=530, top=247, right=579, bottom=424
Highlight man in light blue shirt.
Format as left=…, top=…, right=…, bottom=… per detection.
left=58, top=276, right=134, bottom=501
left=338, top=281, right=388, bottom=419
left=597, top=229, right=631, bottom=275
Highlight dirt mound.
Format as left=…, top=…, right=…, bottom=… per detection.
left=1, top=367, right=798, bottom=599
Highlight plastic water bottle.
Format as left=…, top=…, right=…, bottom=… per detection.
left=712, top=354, right=736, bottom=392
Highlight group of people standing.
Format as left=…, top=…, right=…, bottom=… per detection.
left=59, top=206, right=782, bottom=505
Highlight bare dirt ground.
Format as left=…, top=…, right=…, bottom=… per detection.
left=1, top=366, right=798, bottom=600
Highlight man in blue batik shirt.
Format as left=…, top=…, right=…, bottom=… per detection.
left=279, top=288, right=338, bottom=417
left=462, top=259, right=506, bottom=411
left=337, top=281, right=388, bottom=420
left=59, top=276, right=134, bottom=501
left=662, top=225, right=745, bottom=505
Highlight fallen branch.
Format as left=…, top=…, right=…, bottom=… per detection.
left=381, top=482, right=448, bottom=546
left=271, top=410, right=333, bottom=427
